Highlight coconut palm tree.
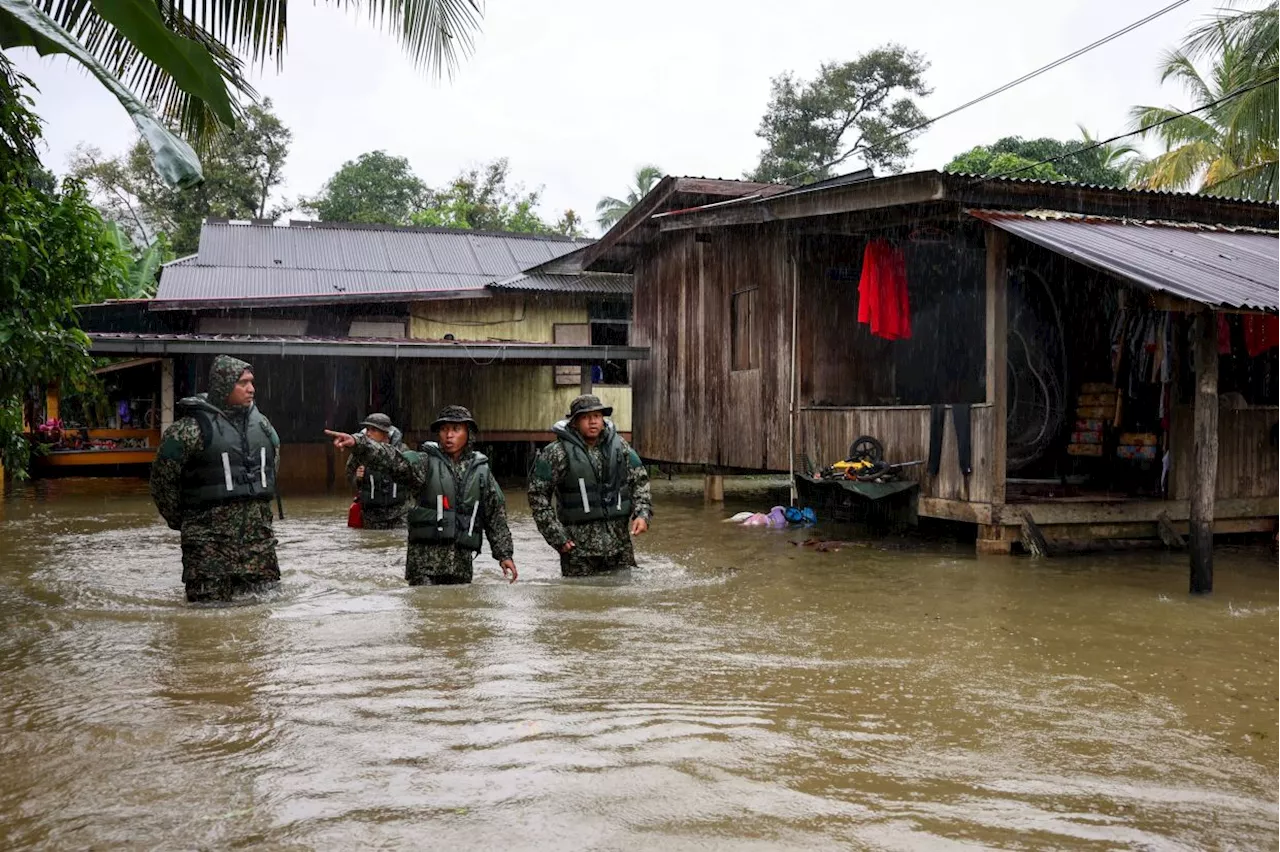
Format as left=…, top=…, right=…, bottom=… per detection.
left=1075, top=125, right=1144, bottom=185
left=1131, top=4, right=1278, bottom=201
left=0, top=0, right=481, bottom=186
left=595, top=165, right=664, bottom=231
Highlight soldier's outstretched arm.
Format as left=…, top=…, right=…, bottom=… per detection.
left=150, top=418, right=203, bottom=530
left=342, top=432, right=427, bottom=490
left=527, top=446, right=571, bottom=550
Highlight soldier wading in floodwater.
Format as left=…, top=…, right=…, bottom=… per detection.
left=325, top=405, right=518, bottom=585
left=345, top=413, right=410, bottom=529
left=528, top=394, right=652, bottom=576
left=150, top=355, right=282, bottom=602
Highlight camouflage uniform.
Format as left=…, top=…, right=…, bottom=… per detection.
left=351, top=418, right=514, bottom=585
left=345, top=417, right=409, bottom=530
left=528, top=395, right=652, bottom=576
left=150, top=355, right=281, bottom=602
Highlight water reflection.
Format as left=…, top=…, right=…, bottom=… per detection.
left=0, top=476, right=1275, bottom=850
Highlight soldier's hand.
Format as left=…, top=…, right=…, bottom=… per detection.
left=559, top=540, right=575, bottom=553
left=355, top=465, right=365, bottom=479
left=499, top=559, right=518, bottom=583
left=630, top=517, right=649, bottom=536
left=324, top=429, right=356, bottom=449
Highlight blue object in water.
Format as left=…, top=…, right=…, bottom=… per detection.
left=801, top=507, right=817, bottom=524
left=784, top=506, right=803, bottom=524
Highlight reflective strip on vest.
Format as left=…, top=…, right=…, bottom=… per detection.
left=260, top=448, right=267, bottom=487
left=392, top=483, right=397, bottom=499
left=578, top=478, right=591, bottom=513
left=369, top=473, right=375, bottom=493
left=221, top=452, right=233, bottom=491
left=436, top=495, right=443, bottom=529
left=467, top=502, right=479, bottom=536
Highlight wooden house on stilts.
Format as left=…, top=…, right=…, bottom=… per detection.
left=583, top=172, right=1279, bottom=590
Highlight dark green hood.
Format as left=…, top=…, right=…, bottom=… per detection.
left=552, top=418, right=617, bottom=451
left=208, top=355, right=253, bottom=411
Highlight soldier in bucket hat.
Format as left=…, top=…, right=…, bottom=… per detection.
left=345, top=413, right=410, bottom=529
left=325, top=405, right=517, bottom=585
left=528, top=394, right=652, bottom=576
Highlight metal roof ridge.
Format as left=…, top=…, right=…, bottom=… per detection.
left=968, top=208, right=1280, bottom=234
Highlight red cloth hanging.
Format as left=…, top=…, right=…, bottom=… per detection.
left=857, top=239, right=911, bottom=341
left=1217, top=314, right=1233, bottom=354
left=1243, top=314, right=1279, bottom=357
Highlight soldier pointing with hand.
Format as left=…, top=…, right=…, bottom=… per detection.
left=325, top=405, right=517, bottom=586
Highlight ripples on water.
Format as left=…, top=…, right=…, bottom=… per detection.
left=0, top=477, right=1276, bottom=850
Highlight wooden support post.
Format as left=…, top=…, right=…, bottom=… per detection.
left=580, top=364, right=593, bottom=395
left=703, top=474, right=724, bottom=503
left=1189, top=311, right=1219, bottom=594
left=160, top=359, right=175, bottom=432
left=44, top=382, right=59, bottom=423
left=985, top=227, right=1009, bottom=508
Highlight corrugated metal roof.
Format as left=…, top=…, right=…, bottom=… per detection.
left=489, top=272, right=634, bottom=295
left=971, top=210, right=1279, bottom=312
left=158, top=221, right=594, bottom=302
left=157, top=267, right=496, bottom=303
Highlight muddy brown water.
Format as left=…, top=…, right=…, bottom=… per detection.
left=0, top=476, right=1275, bottom=850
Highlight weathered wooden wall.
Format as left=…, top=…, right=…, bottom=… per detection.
left=631, top=225, right=789, bottom=469
left=410, top=293, right=585, bottom=342
left=798, top=404, right=994, bottom=502
left=400, top=363, right=632, bottom=434
left=1170, top=405, right=1279, bottom=500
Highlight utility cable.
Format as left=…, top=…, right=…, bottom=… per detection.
left=987, top=75, right=1280, bottom=179
left=779, top=0, right=1193, bottom=184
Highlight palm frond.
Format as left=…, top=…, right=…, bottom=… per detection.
left=1183, top=2, right=1278, bottom=67
left=1136, top=140, right=1221, bottom=192
left=1201, top=156, right=1279, bottom=200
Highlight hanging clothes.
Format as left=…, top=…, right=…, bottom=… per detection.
left=1217, top=314, right=1233, bottom=354
left=857, top=239, right=911, bottom=341
left=1243, top=314, right=1279, bottom=357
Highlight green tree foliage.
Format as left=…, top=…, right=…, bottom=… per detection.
left=1132, top=2, right=1277, bottom=200
left=410, top=159, right=556, bottom=233
left=595, top=165, right=663, bottom=230
left=0, top=57, right=128, bottom=477
left=943, top=131, right=1142, bottom=186
left=0, top=0, right=482, bottom=154
left=103, top=222, right=171, bottom=299
left=301, top=150, right=429, bottom=225
left=749, top=46, right=931, bottom=185
left=72, top=100, right=293, bottom=254
left=305, top=154, right=578, bottom=235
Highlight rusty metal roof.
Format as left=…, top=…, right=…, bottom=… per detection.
left=489, top=271, right=633, bottom=295
left=156, top=221, right=595, bottom=304
left=971, top=210, right=1279, bottom=312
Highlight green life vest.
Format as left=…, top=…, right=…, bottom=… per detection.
left=553, top=419, right=632, bottom=525
left=358, top=427, right=408, bottom=509
left=178, top=395, right=278, bottom=509
left=406, top=444, right=491, bottom=552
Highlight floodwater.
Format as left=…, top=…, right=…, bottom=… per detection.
left=0, top=477, right=1275, bottom=851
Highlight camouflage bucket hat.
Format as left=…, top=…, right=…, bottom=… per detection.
left=566, top=394, right=612, bottom=419
left=359, top=413, right=394, bottom=433
left=430, top=405, right=479, bottom=432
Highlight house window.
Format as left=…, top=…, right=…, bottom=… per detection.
left=553, top=323, right=590, bottom=386
left=590, top=319, right=630, bottom=385
left=731, top=287, right=759, bottom=371
left=554, top=302, right=633, bottom=387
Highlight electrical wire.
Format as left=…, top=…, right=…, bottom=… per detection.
left=986, top=75, right=1280, bottom=179
left=780, top=0, right=1193, bottom=184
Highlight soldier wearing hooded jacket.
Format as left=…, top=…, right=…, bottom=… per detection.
left=345, top=412, right=410, bottom=529
left=326, top=406, right=517, bottom=586
left=150, top=355, right=282, bottom=602
left=528, top=394, right=652, bottom=576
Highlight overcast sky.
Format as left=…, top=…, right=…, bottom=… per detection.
left=13, top=0, right=1216, bottom=234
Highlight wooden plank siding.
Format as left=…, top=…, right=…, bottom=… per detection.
left=797, top=405, right=994, bottom=502
left=1170, top=405, right=1279, bottom=500
left=399, top=363, right=632, bottom=435
left=632, top=226, right=787, bottom=468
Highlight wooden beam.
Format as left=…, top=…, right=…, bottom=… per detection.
left=985, top=226, right=1009, bottom=506
left=917, top=497, right=994, bottom=524
left=987, top=496, right=1276, bottom=526
left=1190, top=311, right=1219, bottom=594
